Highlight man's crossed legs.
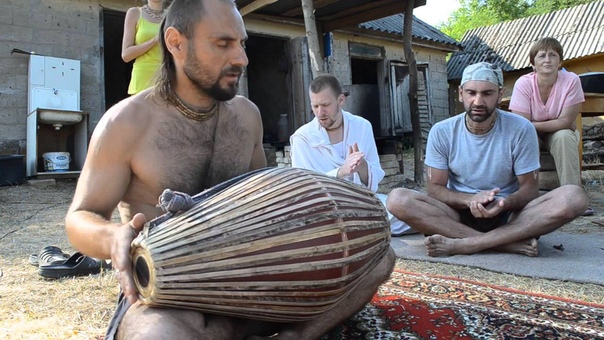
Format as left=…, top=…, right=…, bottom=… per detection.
left=386, top=185, right=588, bottom=257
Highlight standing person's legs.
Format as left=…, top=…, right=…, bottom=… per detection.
left=545, top=129, right=580, bottom=186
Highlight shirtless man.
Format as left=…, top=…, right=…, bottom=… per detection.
left=386, top=62, right=588, bottom=257
left=65, top=1, right=394, bottom=339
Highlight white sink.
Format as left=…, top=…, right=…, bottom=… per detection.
left=37, top=108, right=84, bottom=129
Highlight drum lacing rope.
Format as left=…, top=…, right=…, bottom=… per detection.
left=157, top=189, right=195, bottom=213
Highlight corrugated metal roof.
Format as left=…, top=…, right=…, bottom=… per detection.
left=448, top=0, right=604, bottom=80
left=358, top=14, right=460, bottom=49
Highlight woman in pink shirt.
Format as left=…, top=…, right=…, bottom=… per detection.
left=508, top=37, right=589, bottom=214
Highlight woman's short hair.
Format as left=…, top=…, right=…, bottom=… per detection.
left=529, top=37, right=564, bottom=65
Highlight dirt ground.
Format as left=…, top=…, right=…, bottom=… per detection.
left=1, top=166, right=604, bottom=339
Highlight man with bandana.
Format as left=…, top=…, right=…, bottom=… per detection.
left=386, top=62, right=588, bottom=257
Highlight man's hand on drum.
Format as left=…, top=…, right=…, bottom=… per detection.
left=111, top=213, right=146, bottom=304
left=339, top=143, right=367, bottom=177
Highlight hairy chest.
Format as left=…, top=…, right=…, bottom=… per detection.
left=134, top=112, right=254, bottom=196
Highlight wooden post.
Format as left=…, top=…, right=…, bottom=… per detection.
left=301, top=0, right=324, bottom=78
left=402, top=0, right=422, bottom=183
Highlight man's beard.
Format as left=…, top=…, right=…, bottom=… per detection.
left=183, top=49, right=243, bottom=102
left=465, top=105, right=495, bottom=123
left=320, top=118, right=336, bottom=129
left=320, top=106, right=343, bottom=129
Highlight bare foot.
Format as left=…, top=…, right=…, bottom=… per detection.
left=424, top=234, right=471, bottom=257
left=495, top=238, right=539, bottom=257
left=424, top=235, right=539, bottom=257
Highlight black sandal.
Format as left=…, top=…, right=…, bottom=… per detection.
left=583, top=207, right=595, bottom=216
left=38, top=252, right=111, bottom=279
left=28, top=246, right=70, bottom=267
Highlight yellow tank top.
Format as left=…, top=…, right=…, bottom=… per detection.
left=128, top=8, right=162, bottom=95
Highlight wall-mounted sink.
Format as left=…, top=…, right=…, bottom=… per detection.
left=37, top=108, right=85, bottom=130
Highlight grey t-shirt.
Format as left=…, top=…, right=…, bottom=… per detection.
left=425, top=110, right=540, bottom=198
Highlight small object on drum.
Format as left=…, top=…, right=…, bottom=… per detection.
left=131, top=167, right=390, bottom=322
left=157, top=188, right=195, bottom=213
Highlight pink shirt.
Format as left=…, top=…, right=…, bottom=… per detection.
left=509, top=70, right=585, bottom=122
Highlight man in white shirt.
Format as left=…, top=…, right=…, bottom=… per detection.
left=290, top=74, right=413, bottom=236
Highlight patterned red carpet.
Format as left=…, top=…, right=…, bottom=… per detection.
left=324, top=269, right=604, bottom=339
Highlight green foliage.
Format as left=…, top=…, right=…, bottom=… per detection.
left=526, top=0, right=595, bottom=16
left=438, top=0, right=596, bottom=41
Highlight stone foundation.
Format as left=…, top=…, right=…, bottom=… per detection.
left=266, top=144, right=406, bottom=193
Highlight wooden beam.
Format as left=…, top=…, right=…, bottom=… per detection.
left=323, top=1, right=405, bottom=32
left=301, top=0, right=324, bottom=78
left=283, top=0, right=339, bottom=17
left=321, top=0, right=400, bottom=21
left=239, top=0, right=279, bottom=16
left=244, top=12, right=306, bottom=26
left=402, top=0, right=423, bottom=183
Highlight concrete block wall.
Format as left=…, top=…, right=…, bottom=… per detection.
left=329, top=38, right=352, bottom=83
left=329, top=32, right=452, bottom=128
left=0, top=0, right=134, bottom=155
left=427, top=53, right=452, bottom=123
left=0, top=1, right=453, bottom=157
left=275, top=146, right=292, bottom=168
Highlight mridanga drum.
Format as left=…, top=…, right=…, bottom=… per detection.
left=131, top=167, right=390, bottom=322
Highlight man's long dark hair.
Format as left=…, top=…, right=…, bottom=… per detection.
left=154, top=0, right=235, bottom=104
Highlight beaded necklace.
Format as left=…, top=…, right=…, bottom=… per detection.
left=142, top=4, right=164, bottom=21
left=465, top=111, right=497, bottom=135
left=169, top=93, right=220, bottom=122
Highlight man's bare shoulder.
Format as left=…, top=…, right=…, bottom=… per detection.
left=98, top=90, right=167, bottom=133
left=227, top=95, right=260, bottom=114
left=224, top=95, right=261, bottom=127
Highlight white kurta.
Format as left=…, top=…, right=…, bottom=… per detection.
left=290, top=110, right=384, bottom=191
left=290, top=110, right=413, bottom=235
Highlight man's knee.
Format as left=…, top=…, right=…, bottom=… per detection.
left=119, top=304, right=209, bottom=340
left=375, top=247, right=396, bottom=282
left=547, top=185, right=588, bottom=219
left=559, top=185, right=589, bottom=216
left=549, top=129, right=578, bottom=148
left=386, top=188, right=417, bottom=217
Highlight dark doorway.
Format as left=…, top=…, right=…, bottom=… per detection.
left=346, top=58, right=381, bottom=135
left=245, top=35, right=290, bottom=145
left=102, top=9, right=131, bottom=112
